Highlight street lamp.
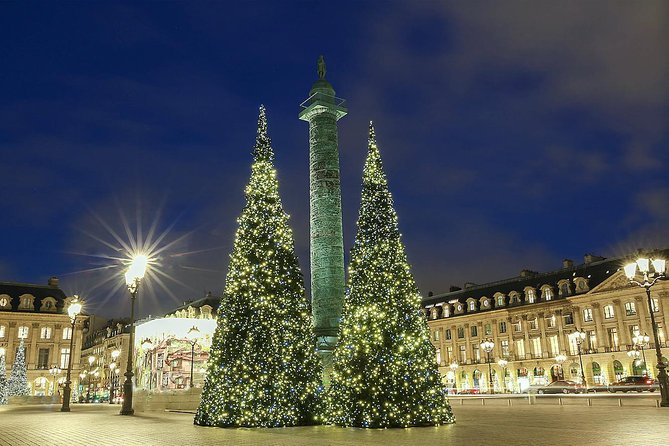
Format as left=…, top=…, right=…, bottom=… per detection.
left=121, top=254, right=147, bottom=416
left=569, top=329, right=587, bottom=386
left=555, top=354, right=567, bottom=380
left=61, top=296, right=82, bottom=412
left=632, top=332, right=651, bottom=376
left=109, top=349, right=120, bottom=404
left=186, top=326, right=200, bottom=389
left=49, top=365, right=61, bottom=397
left=497, top=359, right=508, bottom=393
left=480, top=339, right=495, bottom=394
left=624, top=256, right=669, bottom=407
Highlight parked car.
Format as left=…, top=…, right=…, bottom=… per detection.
left=608, top=376, right=659, bottom=393
left=586, top=384, right=609, bottom=393
left=457, top=388, right=481, bottom=395
left=537, top=380, right=586, bottom=394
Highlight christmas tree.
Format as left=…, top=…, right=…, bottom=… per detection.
left=327, top=123, right=454, bottom=428
left=8, top=337, right=30, bottom=397
left=0, top=350, right=8, bottom=404
left=195, top=106, right=322, bottom=428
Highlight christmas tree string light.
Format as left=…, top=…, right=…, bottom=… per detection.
left=327, top=122, right=455, bottom=428
left=194, top=105, right=322, bottom=428
left=8, top=337, right=30, bottom=397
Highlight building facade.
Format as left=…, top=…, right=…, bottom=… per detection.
left=423, top=252, right=669, bottom=393
left=80, top=320, right=130, bottom=402
left=0, top=278, right=88, bottom=397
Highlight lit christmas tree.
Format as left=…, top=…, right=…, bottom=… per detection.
left=195, top=106, right=322, bottom=428
left=8, top=337, right=30, bottom=397
left=0, top=350, right=8, bottom=404
left=327, top=123, right=455, bottom=428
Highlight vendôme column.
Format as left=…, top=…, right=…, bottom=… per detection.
left=298, top=56, right=347, bottom=385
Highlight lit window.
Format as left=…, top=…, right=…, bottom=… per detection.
left=436, top=349, right=441, bottom=365
left=0, top=325, right=5, bottom=338
left=60, top=348, right=70, bottom=369
left=515, top=339, right=525, bottom=357
left=526, top=289, right=536, bottom=303
left=497, top=296, right=505, bottom=307
left=457, top=327, right=465, bottom=339
left=469, top=301, right=476, bottom=311
left=40, top=326, right=52, bottom=339
left=433, top=330, right=440, bottom=341
left=603, top=305, right=615, bottom=319
left=63, top=327, right=72, bottom=340
left=546, top=315, right=556, bottom=328
left=543, top=287, right=553, bottom=301
left=484, top=323, right=492, bottom=336
left=529, top=318, right=538, bottom=330
left=513, top=321, right=522, bottom=332
left=445, top=329, right=452, bottom=340
left=624, top=302, right=636, bottom=316
left=564, top=313, right=574, bottom=325
left=583, top=308, right=593, bottom=322
left=652, top=299, right=660, bottom=313
left=18, top=326, right=29, bottom=339
left=501, top=340, right=510, bottom=356
left=499, top=321, right=507, bottom=333
left=459, top=345, right=467, bottom=362
left=471, top=325, right=478, bottom=337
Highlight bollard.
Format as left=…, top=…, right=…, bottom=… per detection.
left=482, top=398, right=485, bottom=406
left=558, top=397, right=562, bottom=406
left=508, top=398, right=512, bottom=407
left=587, top=398, right=592, bottom=407
left=618, top=398, right=622, bottom=407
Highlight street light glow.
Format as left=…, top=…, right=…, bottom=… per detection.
left=125, top=254, right=148, bottom=285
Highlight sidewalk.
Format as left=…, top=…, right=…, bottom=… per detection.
left=0, top=403, right=667, bottom=445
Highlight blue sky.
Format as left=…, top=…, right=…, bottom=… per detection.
left=1, top=1, right=667, bottom=318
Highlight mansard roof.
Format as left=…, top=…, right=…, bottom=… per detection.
left=422, top=248, right=669, bottom=312
left=0, top=279, right=68, bottom=313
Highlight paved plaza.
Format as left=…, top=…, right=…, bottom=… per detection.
left=1, top=402, right=668, bottom=446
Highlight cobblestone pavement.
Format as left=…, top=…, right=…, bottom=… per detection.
left=1, top=403, right=668, bottom=446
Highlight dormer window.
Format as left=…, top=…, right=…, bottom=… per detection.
left=541, top=285, right=553, bottom=301
left=509, top=291, right=521, bottom=305
left=469, top=301, right=476, bottom=311
left=558, top=280, right=571, bottom=297
left=525, top=288, right=536, bottom=303
left=495, top=294, right=505, bottom=307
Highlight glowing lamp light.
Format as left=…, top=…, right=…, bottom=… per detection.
left=555, top=354, right=567, bottom=364
left=141, top=338, right=153, bottom=350
left=68, top=297, right=83, bottom=320
left=0, top=347, right=5, bottom=357
left=111, top=349, right=121, bottom=361
left=624, top=263, right=637, bottom=280
left=498, top=359, right=508, bottom=368
left=636, top=258, right=650, bottom=273
left=125, top=254, right=148, bottom=286
left=652, top=258, right=666, bottom=274
left=88, top=355, right=96, bottom=366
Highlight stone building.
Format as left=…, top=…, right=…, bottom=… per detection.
left=423, top=251, right=669, bottom=393
left=0, top=277, right=88, bottom=397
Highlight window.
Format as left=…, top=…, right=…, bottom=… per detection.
left=515, top=339, right=525, bottom=358
left=608, top=328, right=619, bottom=348
left=445, top=329, right=452, bottom=340
left=587, top=330, right=597, bottom=351
left=457, top=327, right=465, bottom=339
left=18, top=326, right=29, bottom=339
left=459, top=345, right=467, bottom=363
left=436, top=349, right=441, bottom=365
left=548, top=335, right=559, bottom=356
left=433, top=330, right=440, bottom=341
left=652, top=298, right=660, bottom=313
left=629, top=325, right=639, bottom=340
left=563, top=313, right=574, bottom=325
left=0, top=325, right=5, bottom=338
left=60, top=348, right=70, bottom=369
left=568, top=336, right=579, bottom=355
left=604, top=305, right=615, bottom=319
left=546, top=315, right=556, bottom=328
left=472, top=346, right=480, bottom=362
left=470, top=325, right=478, bottom=337
left=513, top=321, right=522, bottom=333
left=543, top=287, right=553, bottom=301
left=469, top=301, right=476, bottom=311
left=501, top=340, right=510, bottom=357
left=531, top=338, right=542, bottom=357
left=484, top=323, right=492, bottom=336
left=625, top=302, right=636, bottom=316
left=37, top=348, right=49, bottom=369
left=499, top=321, right=507, bottom=333
left=63, top=327, right=72, bottom=340
left=497, top=296, right=505, bottom=307
left=583, top=308, right=593, bottom=322
left=658, top=323, right=665, bottom=344
left=40, top=326, right=52, bottom=339
left=529, top=318, right=538, bottom=330
left=559, top=283, right=570, bottom=297
left=526, top=288, right=536, bottom=303
left=446, top=346, right=453, bottom=362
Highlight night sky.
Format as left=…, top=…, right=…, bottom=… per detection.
left=1, top=1, right=668, bottom=318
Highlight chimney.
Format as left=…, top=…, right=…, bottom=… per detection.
left=449, top=286, right=462, bottom=292
left=47, top=276, right=59, bottom=287
left=520, top=269, right=538, bottom=278
left=584, top=254, right=605, bottom=264
left=562, top=259, right=574, bottom=269
left=428, top=291, right=434, bottom=297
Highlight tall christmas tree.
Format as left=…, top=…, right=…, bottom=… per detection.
left=0, top=350, right=8, bottom=404
left=195, top=106, right=322, bottom=428
left=8, top=337, right=30, bottom=397
left=327, top=123, right=454, bottom=428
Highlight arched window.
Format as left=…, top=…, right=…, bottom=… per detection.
left=495, top=294, right=505, bottom=307
left=592, top=362, right=602, bottom=384
left=632, top=360, right=646, bottom=376
left=473, top=369, right=481, bottom=389
left=469, top=300, right=476, bottom=311
left=558, top=280, right=571, bottom=297
left=613, top=360, right=624, bottom=381
left=541, top=285, right=553, bottom=301
left=0, top=325, right=6, bottom=338
left=525, top=287, right=536, bottom=303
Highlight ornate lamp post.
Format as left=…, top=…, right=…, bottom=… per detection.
left=109, top=349, right=120, bottom=404
left=569, top=330, right=587, bottom=386
left=497, top=359, right=508, bottom=393
left=624, top=256, right=668, bottom=407
left=49, top=365, right=61, bottom=397
left=60, top=296, right=82, bottom=412
left=480, top=339, right=495, bottom=394
left=120, top=255, right=148, bottom=416
left=186, top=326, right=200, bottom=389
left=555, top=354, right=567, bottom=380
left=632, top=332, right=651, bottom=376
